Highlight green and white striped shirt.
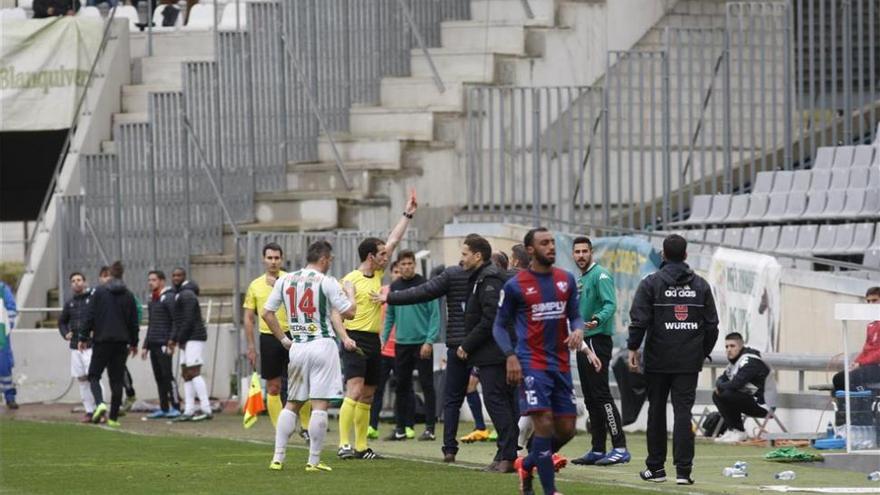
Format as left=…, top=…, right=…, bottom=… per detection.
left=265, top=268, right=352, bottom=343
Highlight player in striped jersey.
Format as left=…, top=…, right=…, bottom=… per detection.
left=263, top=240, right=358, bottom=473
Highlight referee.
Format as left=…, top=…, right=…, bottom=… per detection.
left=337, top=191, right=417, bottom=460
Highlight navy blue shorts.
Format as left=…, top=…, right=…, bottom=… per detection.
left=519, top=369, right=577, bottom=417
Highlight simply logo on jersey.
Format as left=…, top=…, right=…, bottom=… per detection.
left=531, top=301, right=566, bottom=321
left=664, top=285, right=696, bottom=298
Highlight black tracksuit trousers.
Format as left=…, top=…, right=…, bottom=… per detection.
left=645, top=372, right=698, bottom=476
left=577, top=334, right=626, bottom=451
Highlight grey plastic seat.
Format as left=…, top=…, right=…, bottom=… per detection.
left=770, top=171, right=794, bottom=193
left=861, top=189, right=880, bottom=219
left=811, top=224, right=837, bottom=254
left=852, top=145, right=875, bottom=168
left=723, top=228, right=743, bottom=247
left=841, top=189, right=867, bottom=218
left=796, top=224, right=819, bottom=254
left=741, top=226, right=762, bottom=250
left=743, top=194, right=769, bottom=222
left=781, top=191, right=807, bottom=220
left=830, top=169, right=851, bottom=189
left=759, top=226, right=781, bottom=252
left=816, top=189, right=847, bottom=219
left=704, top=228, right=724, bottom=254
left=870, top=169, right=880, bottom=189
left=681, top=194, right=712, bottom=225
left=813, top=147, right=835, bottom=169
left=776, top=225, right=801, bottom=253
left=873, top=223, right=880, bottom=249
left=847, top=222, right=875, bottom=254
left=831, top=223, right=856, bottom=253
left=752, top=171, right=775, bottom=194
left=849, top=168, right=869, bottom=188
left=803, top=191, right=827, bottom=220
left=832, top=146, right=855, bottom=168
left=810, top=169, right=832, bottom=191
left=791, top=170, right=812, bottom=192
left=864, top=247, right=880, bottom=269
left=705, top=194, right=733, bottom=224
left=724, top=195, right=749, bottom=224
left=684, top=229, right=705, bottom=243
left=763, top=192, right=788, bottom=221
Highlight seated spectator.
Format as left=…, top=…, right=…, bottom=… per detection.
left=833, top=286, right=880, bottom=392
left=33, top=0, right=78, bottom=18
left=712, top=332, right=770, bottom=444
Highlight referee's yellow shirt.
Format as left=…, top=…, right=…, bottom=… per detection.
left=243, top=272, right=288, bottom=334
left=342, top=268, right=384, bottom=333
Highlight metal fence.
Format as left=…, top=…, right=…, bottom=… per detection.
left=244, top=230, right=425, bottom=282
left=466, top=0, right=880, bottom=230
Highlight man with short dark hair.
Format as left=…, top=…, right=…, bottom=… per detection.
left=712, top=332, right=770, bottom=444
left=510, top=244, right=530, bottom=271
left=141, top=270, right=181, bottom=419
left=168, top=267, right=212, bottom=422
left=80, top=261, right=139, bottom=427
left=99, top=265, right=138, bottom=410
left=59, top=272, right=96, bottom=422
left=337, top=191, right=418, bottom=460
left=383, top=250, right=440, bottom=441
left=570, top=236, right=629, bottom=466
left=628, top=234, right=719, bottom=485
left=832, top=287, right=880, bottom=392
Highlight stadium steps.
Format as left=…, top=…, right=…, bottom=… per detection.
left=121, top=84, right=181, bottom=113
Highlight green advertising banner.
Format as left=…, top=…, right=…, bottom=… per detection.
left=0, top=17, right=102, bottom=131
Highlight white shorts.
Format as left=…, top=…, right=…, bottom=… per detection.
left=70, top=348, right=92, bottom=378
left=180, top=340, right=205, bottom=367
left=287, top=338, right=343, bottom=402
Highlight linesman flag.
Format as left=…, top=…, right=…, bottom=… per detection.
left=243, top=372, right=266, bottom=429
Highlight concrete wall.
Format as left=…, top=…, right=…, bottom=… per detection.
left=9, top=324, right=239, bottom=405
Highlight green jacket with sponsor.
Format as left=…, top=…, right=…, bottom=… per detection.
left=578, top=263, right=617, bottom=337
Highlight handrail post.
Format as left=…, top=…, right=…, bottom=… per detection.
left=519, top=0, right=535, bottom=19
left=395, top=0, right=446, bottom=93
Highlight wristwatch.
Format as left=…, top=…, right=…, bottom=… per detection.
left=403, top=211, right=414, bottom=219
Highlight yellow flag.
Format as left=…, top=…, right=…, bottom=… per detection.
left=243, top=372, right=266, bottom=429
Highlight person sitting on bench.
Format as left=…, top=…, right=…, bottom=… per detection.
left=712, top=332, right=770, bottom=444
left=833, top=286, right=880, bottom=392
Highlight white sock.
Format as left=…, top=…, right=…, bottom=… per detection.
left=184, top=381, right=195, bottom=415
left=79, top=380, right=96, bottom=413
left=273, top=408, right=298, bottom=463
left=308, top=410, right=329, bottom=466
left=192, top=376, right=211, bottom=414
left=517, top=415, right=534, bottom=450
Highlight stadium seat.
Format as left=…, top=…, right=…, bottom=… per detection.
left=832, top=146, right=855, bottom=168
left=849, top=167, right=870, bottom=188
left=704, top=228, right=724, bottom=254
left=752, top=171, right=775, bottom=194
left=678, top=194, right=712, bottom=226
left=811, top=224, right=836, bottom=255
left=741, top=226, right=762, bottom=250
left=723, top=195, right=749, bottom=224
left=723, top=228, right=743, bottom=247
left=218, top=1, right=247, bottom=30
left=791, top=169, right=812, bottom=192
left=852, top=145, right=875, bottom=168
left=780, top=191, right=807, bottom=220
left=831, top=223, right=856, bottom=254
left=830, top=169, right=850, bottom=189
left=743, top=194, right=769, bottom=223
left=873, top=224, right=880, bottom=249
left=864, top=248, right=880, bottom=269
left=152, top=5, right=184, bottom=31
left=847, top=223, right=875, bottom=255
left=816, top=189, right=847, bottom=219
left=770, top=171, right=794, bottom=193
left=77, top=6, right=100, bottom=17
left=802, top=191, right=827, bottom=220
left=776, top=225, right=801, bottom=253
left=183, top=4, right=214, bottom=30
left=840, top=189, right=867, bottom=218
left=810, top=169, right=831, bottom=191
left=763, top=192, right=788, bottom=222
left=0, top=7, right=26, bottom=19
left=860, top=188, right=880, bottom=219
left=813, top=146, right=835, bottom=169
left=759, top=226, right=781, bottom=252
left=111, top=5, right=141, bottom=32
left=705, top=194, right=732, bottom=224
left=796, top=224, right=819, bottom=254
left=869, top=169, right=880, bottom=189
left=18, top=0, right=33, bottom=10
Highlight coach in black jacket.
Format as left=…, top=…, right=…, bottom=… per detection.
left=457, top=235, right=517, bottom=473
left=375, top=250, right=474, bottom=461
left=627, top=234, right=718, bottom=485
left=141, top=270, right=180, bottom=416
left=79, top=262, right=139, bottom=424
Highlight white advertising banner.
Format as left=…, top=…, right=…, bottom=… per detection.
left=0, top=17, right=102, bottom=131
left=707, top=247, right=782, bottom=353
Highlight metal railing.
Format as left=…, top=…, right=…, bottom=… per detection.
left=465, top=0, right=880, bottom=230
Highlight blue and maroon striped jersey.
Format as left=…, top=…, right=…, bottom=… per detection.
left=492, top=268, right=584, bottom=372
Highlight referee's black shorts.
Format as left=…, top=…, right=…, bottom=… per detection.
left=260, top=332, right=290, bottom=380
left=342, top=330, right=381, bottom=386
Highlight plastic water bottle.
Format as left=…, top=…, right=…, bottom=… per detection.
left=774, top=470, right=796, bottom=481
left=826, top=421, right=834, bottom=438
left=734, top=461, right=749, bottom=472
left=867, top=471, right=880, bottom=482
left=723, top=467, right=747, bottom=478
